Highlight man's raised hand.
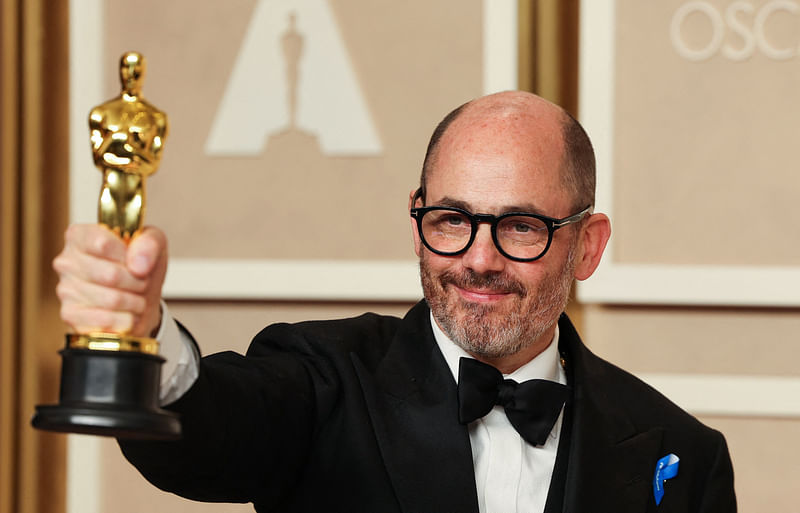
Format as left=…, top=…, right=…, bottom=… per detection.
left=53, top=224, right=168, bottom=338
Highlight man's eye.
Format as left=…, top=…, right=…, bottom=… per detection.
left=508, top=221, right=543, bottom=233
left=498, top=217, right=547, bottom=239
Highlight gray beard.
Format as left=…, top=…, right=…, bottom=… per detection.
left=420, top=246, right=576, bottom=359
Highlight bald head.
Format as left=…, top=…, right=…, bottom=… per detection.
left=419, top=91, right=595, bottom=211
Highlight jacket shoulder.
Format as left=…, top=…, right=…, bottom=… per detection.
left=590, top=353, right=713, bottom=433
left=248, top=310, right=405, bottom=366
left=561, top=315, right=722, bottom=438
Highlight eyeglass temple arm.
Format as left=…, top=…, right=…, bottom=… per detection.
left=411, top=187, right=424, bottom=206
left=552, top=205, right=593, bottom=228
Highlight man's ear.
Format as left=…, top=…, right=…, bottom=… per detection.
left=409, top=189, right=423, bottom=257
left=573, top=213, right=611, bottom=281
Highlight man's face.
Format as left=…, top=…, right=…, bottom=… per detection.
left=414, top=100, right=580, bottom=360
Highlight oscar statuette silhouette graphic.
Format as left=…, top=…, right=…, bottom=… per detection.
left=32, top=52, right=180, bottom=439
left=282, top=11, right=303, bottom=131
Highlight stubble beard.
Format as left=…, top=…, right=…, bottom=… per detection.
left=420, top=245, right=577, bottom=359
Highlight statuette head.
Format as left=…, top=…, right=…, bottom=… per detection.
left=120, top=51, right=146, bottom=97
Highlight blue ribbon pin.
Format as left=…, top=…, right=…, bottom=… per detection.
left=653, top=453, right=679, bottom=505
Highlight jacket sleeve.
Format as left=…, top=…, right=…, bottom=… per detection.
left=118, top=342, right=318, bottom=507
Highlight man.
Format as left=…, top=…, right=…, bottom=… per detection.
left=54, top=91, right=736, bottom=512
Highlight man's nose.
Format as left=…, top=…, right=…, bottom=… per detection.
left=460, top=224, right=506, bottom=274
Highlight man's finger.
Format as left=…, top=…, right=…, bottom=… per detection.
left=56, top=276, right=147, bottom=315
left=127, top=226, right=167, bottom=278
left=54, top=246, right=147, bottom=293
left=65, top=224, right=128, bottom=263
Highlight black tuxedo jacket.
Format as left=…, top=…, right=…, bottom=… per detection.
left=121, top=301, right=736, bottom=512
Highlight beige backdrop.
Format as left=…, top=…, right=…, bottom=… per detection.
left=612, top=0, right=800, bottom=266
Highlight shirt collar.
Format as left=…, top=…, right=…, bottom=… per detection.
left=430, top=310, right=566, bottom=385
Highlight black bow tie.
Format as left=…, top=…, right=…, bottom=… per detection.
left=457, top=357, right=569, bottom=446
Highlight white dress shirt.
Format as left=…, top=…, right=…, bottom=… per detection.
left=156, top=305, right=566, bottom=513
left=430, top=312, right=566, bottom=513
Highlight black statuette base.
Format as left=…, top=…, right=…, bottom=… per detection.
left=32, top=344, right=181, bottom=440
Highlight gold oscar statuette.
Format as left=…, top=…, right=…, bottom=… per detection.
left=33, top=52, right=180, bottom=439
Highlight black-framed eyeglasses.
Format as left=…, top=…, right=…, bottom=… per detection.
left=410, top=202, right=591, bottom=262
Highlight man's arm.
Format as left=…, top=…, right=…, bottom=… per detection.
left=118, top=342, right=317, bottom=505
left=53, top=224, right=317, bottom=506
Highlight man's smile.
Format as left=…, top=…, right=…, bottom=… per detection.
left=453, top=284, right=515, bottom=304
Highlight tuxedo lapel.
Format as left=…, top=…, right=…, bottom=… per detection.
left=558, top=316, right=664, bottom=513
left=353, top=302, right=479, bottom=513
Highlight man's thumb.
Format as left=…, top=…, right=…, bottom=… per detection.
left=127, top=226, right=167, bottom=277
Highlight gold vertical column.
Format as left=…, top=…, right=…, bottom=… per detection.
left=0, top=1, right=21, bottom=512
left=20, top=0, right=69, bottom=509
left=0, top=0, right=69, bottom=512
left=518, top=0, right=580, bottom=114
